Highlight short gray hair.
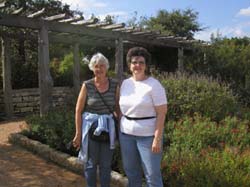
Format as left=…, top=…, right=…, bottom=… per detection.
left=88, top=52, right=109, bottom=71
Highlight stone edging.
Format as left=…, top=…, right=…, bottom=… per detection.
left=8, top=133, right=128, bottom=187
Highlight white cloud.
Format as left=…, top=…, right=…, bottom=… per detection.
left=194, top=29, right=214, bottom=41
left=237, top=6, right=250, bottom=16
left=60, top=0, right=107, bottom=11
left=97, top=11, right=128, bottom=21
left=195, top=22, right=250, bottom=41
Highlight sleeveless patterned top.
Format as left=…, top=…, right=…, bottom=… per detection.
left=84, top=78, right=118, bottom=115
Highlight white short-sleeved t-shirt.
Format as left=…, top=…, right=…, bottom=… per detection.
left=119, top=76, right=167, bottom=136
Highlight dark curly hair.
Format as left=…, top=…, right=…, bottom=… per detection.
left=126, top=47, right=151, bottom=66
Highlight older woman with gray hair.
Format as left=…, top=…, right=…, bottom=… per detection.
left=73, top=52, right=119, bottom=187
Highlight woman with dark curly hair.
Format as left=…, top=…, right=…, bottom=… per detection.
left=119, top=47, right=167, bottom=187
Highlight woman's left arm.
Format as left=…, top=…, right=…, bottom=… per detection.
left=115, top=84, right=121, bottom=119
left=152, top=104, right=167, bottom=153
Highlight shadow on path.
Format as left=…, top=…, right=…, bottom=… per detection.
left=0, top=119, right=86, bottom=187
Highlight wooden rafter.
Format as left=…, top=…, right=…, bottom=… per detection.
left=0, top=1, right=5, bottom=8
left=101, top=23, right=125, bottom=30
left=112, top=26, right=134, bottom=32
left=27, top=8, right=45, bottom=18
left=132, top=30, right=152, bottom=35
left=44, top=13, right=67, bottom=21
left=156, top=36, right=175, bottom=40
left=72, top=18, right=98, bottom=26
left=175, top=36, right=187, bottom=40
left=59, top=16, right=84, bottom=23
left=12, top=7, right=23, bottom=15
left=0, top=14, right=198, bottom=48
left=87, top=22, right=111, bottom=28
left=122, top=27, right=141, bottom=33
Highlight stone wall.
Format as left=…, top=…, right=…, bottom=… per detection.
left=0, top=87, right=74, bottom=116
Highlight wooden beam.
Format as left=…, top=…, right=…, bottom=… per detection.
left=12, top=7, right=23, bottom=15
left=72, top=18, right=98, bottom=26
left=27, top=8, right=45, bottom=18
left=87, top=22, right=111, bottom=28
left=132, top=30, right=152, bottom=35
left=101, top=23, right=125, bottom=30
left=175, top=36, right=187, bottom=40
left=122, top=27, right=141, bottom=33
left=0, top=1, right=6, bottom=8
left=0, top=14, right=185, bottom=48
left=44, top=13, right=67, bottom=21
left=112, top=26, right=134, bottom=32
left=178, top=47, right=184, bottom=72
left=1, top=37, right=14, bottom=117
left=73, top=43, right=80, bottom=95
left=115, top=37, right=124, bottom=82
left=0, top=14, right=41, bottom=29
left=38, top=23, right=53, bottom=116
left=156, top=36, right=175, bottom=40
left=59, top=16, right=83, bottom=23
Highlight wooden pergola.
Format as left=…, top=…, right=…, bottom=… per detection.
left=0, top=4, right=202, bottom=117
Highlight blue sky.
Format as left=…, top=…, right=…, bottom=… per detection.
left=60, top=0, right=250, bottom=41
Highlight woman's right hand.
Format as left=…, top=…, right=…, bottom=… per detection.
left=72, top=134, right=81, bottom=150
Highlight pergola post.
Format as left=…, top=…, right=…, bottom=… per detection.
left=38, top=23, right=53, bottom=116
left=1, top=37, right=14, bottom=117
left=178, top=47, right=184, bottom=72
left=73, top=43, right=80, bottom=95
left=115, top=38, right=124, bottom=82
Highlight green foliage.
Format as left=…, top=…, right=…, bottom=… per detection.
left=162, top=115, right=250, bottom=187
left=11, top=39, right=39, bottom=89
left=128, top=8, right=204, bottom=39
left=50, top=52, right=92, bottom=86
left=1, top=0, right=74, bottom=16
left=24, top=108, right=78, bottom=155
left=23, top=108, right=123, bottom=173
left=165, top=115, right=250, bottom=154
left=184, top=37, right=250, bottom=106
left=163, top=149, right=250, bottom=187
left=158, top=72, right=239, bottom=121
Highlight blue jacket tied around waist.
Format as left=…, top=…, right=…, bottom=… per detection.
left=78, top=112, right=116, bottom=162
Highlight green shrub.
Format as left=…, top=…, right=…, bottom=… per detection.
left=23, top=108, right=123, bottom=173
left=162, top=149, right=250, bottom=187
left=50, top=52, right=92, bottom=86
left=162, top=115, right=250, bottom=187
left=24, top=108, right=77, bottom=156
left=164, top=115, right=250, bottom=154
left=157, top=72, right=239, bottom=121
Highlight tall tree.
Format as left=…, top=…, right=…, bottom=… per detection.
left=128, top=8, right=204, bottom=39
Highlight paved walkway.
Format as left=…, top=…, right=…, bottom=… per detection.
left=0, top=119, right=86, bottom=187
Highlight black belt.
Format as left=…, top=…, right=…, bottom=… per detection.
left=124, top=115, right=156, bottom=120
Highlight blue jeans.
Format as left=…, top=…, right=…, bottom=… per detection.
left=120, top=132, right=163, bottom=187
left=84, top=138, right=114, bottom=187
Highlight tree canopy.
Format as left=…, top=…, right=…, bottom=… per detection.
left=128, top=8, right=204, bottom=39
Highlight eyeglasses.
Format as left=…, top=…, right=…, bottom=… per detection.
left=130, top=61, right=145, bottom=65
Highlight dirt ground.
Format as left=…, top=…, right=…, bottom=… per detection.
left=0, top=119, right=87, bottom=187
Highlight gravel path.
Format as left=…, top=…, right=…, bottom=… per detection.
left=0, top=119, right=86, bottom=187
